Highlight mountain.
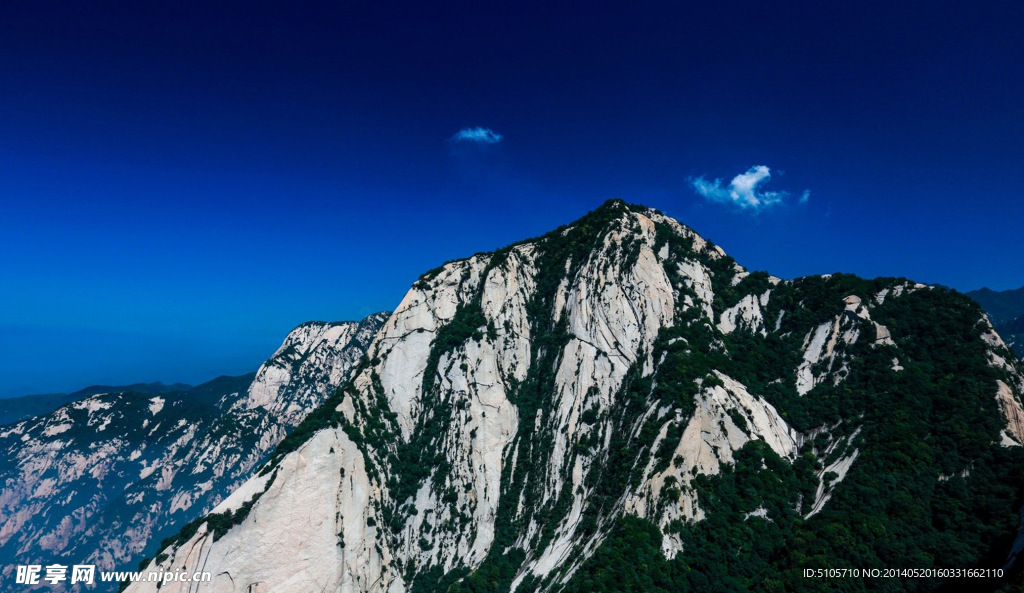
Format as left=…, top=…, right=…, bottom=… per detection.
left=0, top=313, right=388, bottom=592
left=965, top=287, right=1024, bottom=359
left=966, top=286, right=1024, bottom=325
left=0, top=382, right=193, bottom=427
left=996, top=314, right=1024, bottom=360
left=126, top=200, right=1024, bottom=593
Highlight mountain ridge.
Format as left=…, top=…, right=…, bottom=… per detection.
left=0, top=382, right=194, bottom=427
left=966, top=286, right=1024, bottom=325
left=0, top=313, right=389, bottom=592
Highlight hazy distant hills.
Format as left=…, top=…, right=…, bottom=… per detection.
left=994, top=313, right=1024, bottom=360
left=966, top=286, right=1024, bottom=325
left=0, top=382, right=193, bottom=426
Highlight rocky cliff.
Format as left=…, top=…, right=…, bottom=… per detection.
left=121, top=201, right=1024, bottom=592
left=0, top=313, right=387, bottom=592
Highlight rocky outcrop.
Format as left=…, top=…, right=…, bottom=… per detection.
left=718, top=292, right=764, bottom=335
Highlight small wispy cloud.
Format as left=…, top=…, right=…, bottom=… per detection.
left=450, top=127, right=503, bottom=144
left=691, top=165, right=808, bottom=212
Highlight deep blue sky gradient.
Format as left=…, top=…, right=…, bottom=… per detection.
left=2, top=1, right=1022, bottom=396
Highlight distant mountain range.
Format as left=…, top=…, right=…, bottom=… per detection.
left=0, top=382, right=193, bottom=427
left=0, top=313, right=388, bottom=592
left=967, top=286, right=1024, bottom=358
left=966, top=286, right=1024, bottom=325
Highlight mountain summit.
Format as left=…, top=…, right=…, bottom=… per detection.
left=125, top=201, right=1024, bottom=592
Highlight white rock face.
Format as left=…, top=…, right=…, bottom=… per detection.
left=796, top=319, right=840, bottom=395
left=718, top=291, right=769, bottom=335
left=677, top=259, right=714, bottom=321
left=805, top=428, right=861, bottom=518
left=996, top=378, right=1024, bottom=447
left=245, top=318, right=387, bottom=426
left=129, top=429, right=384, bottom=593
left=518, top=212, right=676, bottom=583
left=873, top=322, right=896, bottom=346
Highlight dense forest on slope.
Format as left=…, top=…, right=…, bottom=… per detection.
left=562, top=282, right=1024, bottom=592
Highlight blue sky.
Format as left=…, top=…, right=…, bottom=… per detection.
left=2, top=1, right=1022, bottom=396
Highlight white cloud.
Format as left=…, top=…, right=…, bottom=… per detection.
left=691, top=165, right=808, bottom=212
left=450, top=127, right=503, bottom=144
